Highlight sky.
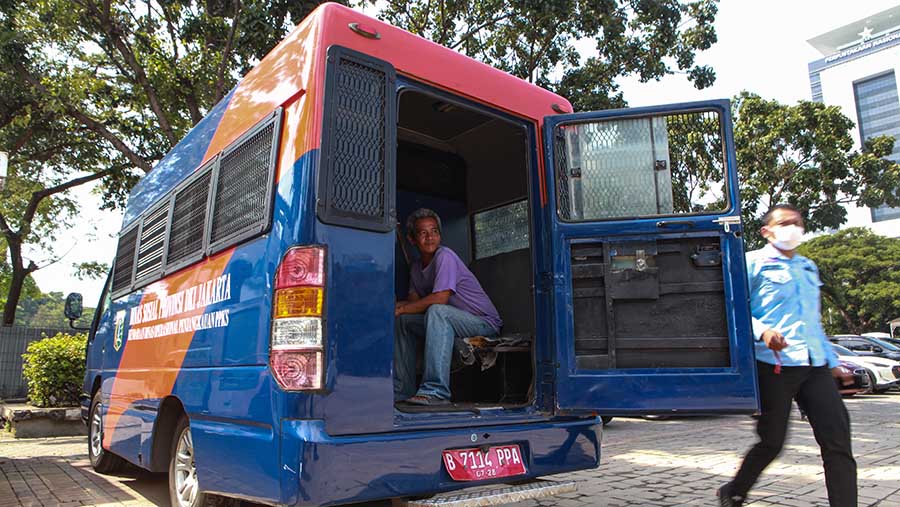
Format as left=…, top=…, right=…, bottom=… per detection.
left=26, top=0, right=899, bottom=304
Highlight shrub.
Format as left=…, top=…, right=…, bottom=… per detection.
left=21, top=332, right=87, bottom=407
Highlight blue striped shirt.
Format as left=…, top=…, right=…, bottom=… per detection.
left=747, top=244, right=839, bottom=368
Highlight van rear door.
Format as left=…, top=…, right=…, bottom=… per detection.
left=544, top=100, right=759, bottom=415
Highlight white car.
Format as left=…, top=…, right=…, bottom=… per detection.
left=832, top=343, right=900, bottom=394
left=862, top=332, right=892, bottom=340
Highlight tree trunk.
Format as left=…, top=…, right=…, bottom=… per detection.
left=835, top=305, right=860, bottom=336
left=1, top=236, right=32, bottom=326
left=2, top=266, right=27, bottom=326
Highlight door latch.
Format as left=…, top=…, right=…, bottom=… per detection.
left=713, top=216, right=741, bottom=233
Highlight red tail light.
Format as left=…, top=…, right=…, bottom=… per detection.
left=271, top=349, right=323, bottom=390
left=271, top=246, right=326, bottom=391
left=276, top=247, right=324, bottom=288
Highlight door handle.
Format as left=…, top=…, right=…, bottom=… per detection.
left=656, top=220, right=695, bottom=228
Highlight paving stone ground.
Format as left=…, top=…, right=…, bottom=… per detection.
left=1, top=392, right=898, bottom=506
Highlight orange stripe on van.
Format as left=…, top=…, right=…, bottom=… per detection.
left=103, top=251, right=233, bottom=448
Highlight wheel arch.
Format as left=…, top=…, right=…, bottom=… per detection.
left=150, top=396, right=187, bottom=473
left=90, top=375, right=102, bottom=398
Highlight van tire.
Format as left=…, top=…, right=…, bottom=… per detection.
left=169, top=415, right=213, bottom=507
left=88, top=392, right=127, bottom=474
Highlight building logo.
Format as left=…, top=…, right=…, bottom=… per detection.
left=859, top=27, right=874, bottom=42
left=114, top=310, right=126, bottom=352
left=822, top=29, right=900, bottom=65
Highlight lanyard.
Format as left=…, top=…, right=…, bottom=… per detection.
left=773, top=350, right=782, bottom=375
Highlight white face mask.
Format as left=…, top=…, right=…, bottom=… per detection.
left=769, top=224, right=804, bottom=251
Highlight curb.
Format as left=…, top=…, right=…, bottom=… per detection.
left=0, top=402, right=86, bottom=438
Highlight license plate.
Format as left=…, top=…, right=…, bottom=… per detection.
left=442, top=444, right=526, bottom=481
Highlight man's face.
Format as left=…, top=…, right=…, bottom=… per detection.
left=761, top=208, right=804, bottom=242
left=411, top=217, right=441, bottom=256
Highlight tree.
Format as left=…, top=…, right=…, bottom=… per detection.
left=733, top=92, right=900, bottom=247
left=0, top=241, right=40, bottom=313
left=0, top=0, right=341, bottom=325
left=797, top=228, right=900, bottom=335
left=369, top=0, right=719, bottom=111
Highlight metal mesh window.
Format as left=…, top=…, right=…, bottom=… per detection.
left=111, top=227, right=138, bottom=294
left=474, top=200, right=529, bottom=259
left=168, top=168, right=211, bottom=266
left=555, top=110, right=726, bottom=221
left=135, top=204, right=168, bottom=281
left=330, top=58, right=386, bottom=217
left=318, top=46, right=396, bottom=232
left=210, top=118, right=277, bottom=249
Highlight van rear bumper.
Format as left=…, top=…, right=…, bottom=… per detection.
left=279, top=416, right=601, bottom=506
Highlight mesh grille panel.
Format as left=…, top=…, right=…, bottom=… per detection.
left=112, top=227, right=138, bottom=293
left=168, top=170, right=211, bottom=266
left=329, top=57, right=386, bottom=218
left=210, top=122, right=275, bottom=245
left=555, top=129, right=572, bottom=220
left=135, top=205, right=168, bottom=280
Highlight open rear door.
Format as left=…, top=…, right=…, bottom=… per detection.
left=544, top=100, right=759, bottom=415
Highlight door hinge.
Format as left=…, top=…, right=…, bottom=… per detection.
left=713, top=215, right=741, bottom=233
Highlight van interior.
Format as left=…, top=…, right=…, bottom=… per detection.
left=393, top=87, right=535, bottom=410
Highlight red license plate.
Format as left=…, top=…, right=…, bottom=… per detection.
left=442, top=445, right=527, bottom=481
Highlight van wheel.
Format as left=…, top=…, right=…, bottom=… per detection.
left=601, top=416, right=613, bottom=425
left=169, top=416, right=211, bottom=507
left=88, top=392, right=126, bottom=474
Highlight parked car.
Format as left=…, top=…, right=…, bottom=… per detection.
left=831, top=343, right=900, bottom=393
left=883, top=337, right=900, bottom=349
left=834, top=359, right=871, bottom=396
left=864, top=332, right=900, bottom=349
left=829, top=335, right=900, bottom=361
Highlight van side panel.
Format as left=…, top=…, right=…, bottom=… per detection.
left=99, top=142, right=319, bottom=502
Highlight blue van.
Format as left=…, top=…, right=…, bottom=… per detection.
left=72, top=4, right=759, bottom=506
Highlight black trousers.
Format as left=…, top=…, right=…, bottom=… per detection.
left=731, top=361, right=857, bottom=506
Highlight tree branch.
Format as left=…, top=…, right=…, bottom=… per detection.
left=0, top=212, right=14, bottom=237
left=82, top=0, right=178, bottom=145
left=13, top=62, right=152, bottom=173
left=437, top=0, right=447, bottom=45
left=213, top=1, right=242, bottom=104
left=449, top=12, right=514, bottom=50
left=14, top=166, right=117, bottom=245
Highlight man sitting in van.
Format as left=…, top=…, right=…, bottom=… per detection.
left=394, top=208, right=503, bottom=406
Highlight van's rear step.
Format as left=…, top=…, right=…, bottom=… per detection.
left=403, top=480, right=576, bottom=507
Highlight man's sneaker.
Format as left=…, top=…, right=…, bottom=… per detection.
left=717, top=483, right=744, bottom=507
left=403, top=394, right=450, bottom=406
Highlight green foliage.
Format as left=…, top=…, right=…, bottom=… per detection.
left=797, top=228, right=900, bottom=335
left=665, top=111, right=726, bottom=213
left=369, top=0, right=719, bottom=112
left=73, top=261, right=109, bottom=281
left=15, top=291, right=95, bottom=328
left=733, top=92, right=900, bottom=248
left=21, top=332, right=87, bottom=407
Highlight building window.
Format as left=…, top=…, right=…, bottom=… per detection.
left=854, top=71, right=900, bottom=222
left=809, top=72, right=823, bottom=103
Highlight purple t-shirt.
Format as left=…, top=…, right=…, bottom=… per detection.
left=409, top=246, right=502, bottom=332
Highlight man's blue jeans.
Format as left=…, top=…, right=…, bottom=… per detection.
left=394, top=304, right=498, bottom=401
